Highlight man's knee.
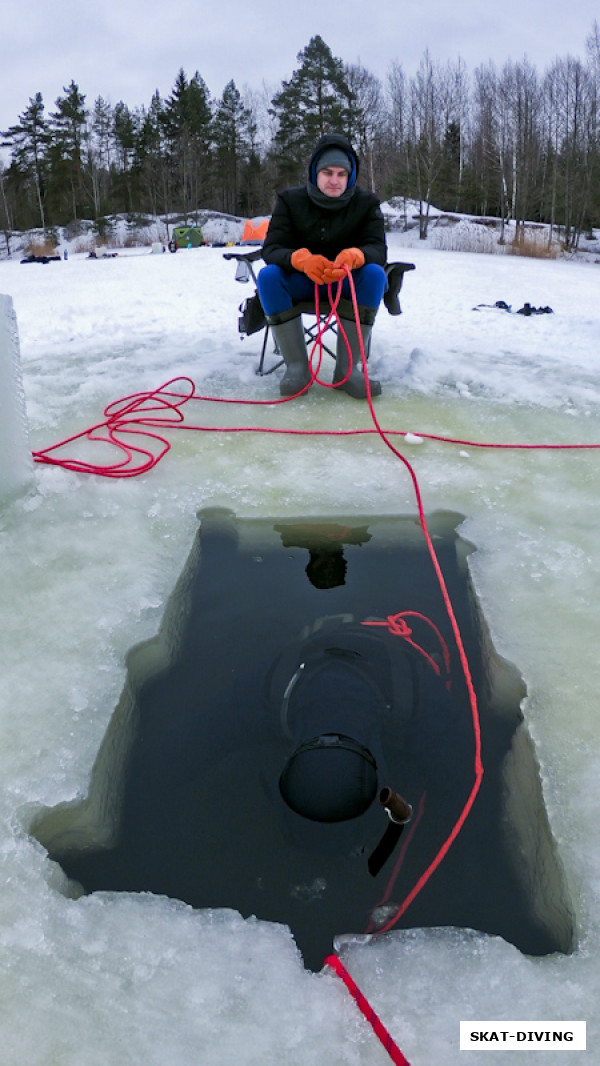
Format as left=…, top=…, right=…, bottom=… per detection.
left=257, top=264, right=293, bottom=315
left=257, top=263, right=285, bottom=297
left=353, top=263, right=387, bottom=308
left=363, top=263, right=387, bottom=283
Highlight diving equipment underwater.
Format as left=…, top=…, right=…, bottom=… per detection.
left=274, top=629, right=415, bottom=877
left=31, top=509, right=575, bottom=971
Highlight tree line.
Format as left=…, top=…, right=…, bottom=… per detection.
left=1, top=30, right=599, bottom=249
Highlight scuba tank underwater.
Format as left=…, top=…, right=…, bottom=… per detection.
left=31, top=508, right=575, bottom=971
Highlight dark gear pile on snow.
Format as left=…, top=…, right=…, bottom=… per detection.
left=473, top=300, right=554, bottom=315
left=516, top=302, right=554, bottom=316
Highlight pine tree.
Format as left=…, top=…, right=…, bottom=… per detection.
left=1, top=92, right=50, bottom=230
left=87, top=96, right=114, bottom=219
left=163, top=69, right=212, bottom=217
left=213, top=80, right=253, bottom=213
left=92, top=97, right=114, bottom=172
left=135, top=92, right=169, bottom=218
left=48, top=81, right=88, bottom=222
left=0, top=162, right=15, bottom=253
left=269, top=36, right=353, bottom=185
left=112, top=101, right=138, bottom=214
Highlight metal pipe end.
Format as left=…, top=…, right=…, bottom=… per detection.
left=379, top=786, right=413, bottom=825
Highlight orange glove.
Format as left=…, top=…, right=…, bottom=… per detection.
left=322, top=247, right=366, bottom=282
left=291, top=248, right=333, bottom=284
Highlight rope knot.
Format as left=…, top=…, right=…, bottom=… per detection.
left=361, top=614, right=412, bottom=637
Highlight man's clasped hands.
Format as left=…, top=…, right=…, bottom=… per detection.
left=290, top=247, right=365, bottom=284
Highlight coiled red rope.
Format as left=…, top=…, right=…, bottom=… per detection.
left=32, top=374, right=600, bottom=477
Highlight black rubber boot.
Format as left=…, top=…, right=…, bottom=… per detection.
left=333, top=314, right=382, bottom=399
left=268, top=311, right=312, bottom=396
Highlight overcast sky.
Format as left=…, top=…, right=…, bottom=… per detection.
left=1, top=0, right=598, bottom=137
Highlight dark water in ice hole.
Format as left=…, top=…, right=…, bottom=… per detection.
left=33, top=508, right=575, bottom=971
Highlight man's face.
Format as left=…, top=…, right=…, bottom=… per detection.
left=316, top=165, right=349, bottom=197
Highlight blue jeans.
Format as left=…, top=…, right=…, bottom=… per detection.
left=257, top=263, right=387, bottom=317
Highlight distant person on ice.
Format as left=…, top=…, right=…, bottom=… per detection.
left=257, top=133, right=388, bottom=399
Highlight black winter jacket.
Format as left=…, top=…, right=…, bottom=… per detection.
left=261, top=133, right=387, bottom=271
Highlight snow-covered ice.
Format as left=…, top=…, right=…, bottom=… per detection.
left=1, top=233, right=599, bottom=1063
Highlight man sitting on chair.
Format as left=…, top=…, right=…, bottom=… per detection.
left=257, top=133, right=388, bottom=399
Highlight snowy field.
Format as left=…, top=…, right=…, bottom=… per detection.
left=1, top=235, right=599, bottom=1064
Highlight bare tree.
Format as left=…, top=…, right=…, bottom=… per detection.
left=472, top=62, right=501, bottom=218
left=583, top=24, right=600, bottom=233
left=544, top=56, right=592, bottom=247
left=379, top=61, right=411, bottom=209
left=344, top=63, right=385, bottom=191
left=408, top=51, right=446, bottom=237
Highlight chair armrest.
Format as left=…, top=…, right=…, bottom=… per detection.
left=383, top=261, right=415, bottom=315
left=223, top=248, right=264, bottom=263
left=223, top=247, right=264, bottom=283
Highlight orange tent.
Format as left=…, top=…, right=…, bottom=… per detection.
left=241, top=218, right=270, bottom=242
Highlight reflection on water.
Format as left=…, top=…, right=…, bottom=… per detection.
left=32, top=508, right=575, bottom=971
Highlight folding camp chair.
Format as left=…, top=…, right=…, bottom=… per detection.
left=223, top=248, right=415, bottom=376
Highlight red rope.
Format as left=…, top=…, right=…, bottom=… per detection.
left=324, top=954, right=412, bottom=1066
left=32, top=361, right=600, bottom=478
left=29, top=273, right=597, bottom=1065
left=322, top=273, right=480, bottom=1066
left=362, top=611, right=452, bottom=681
left=339, top=268, right=484, bottom=938
left=33, top=378, right=196, bottom=477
